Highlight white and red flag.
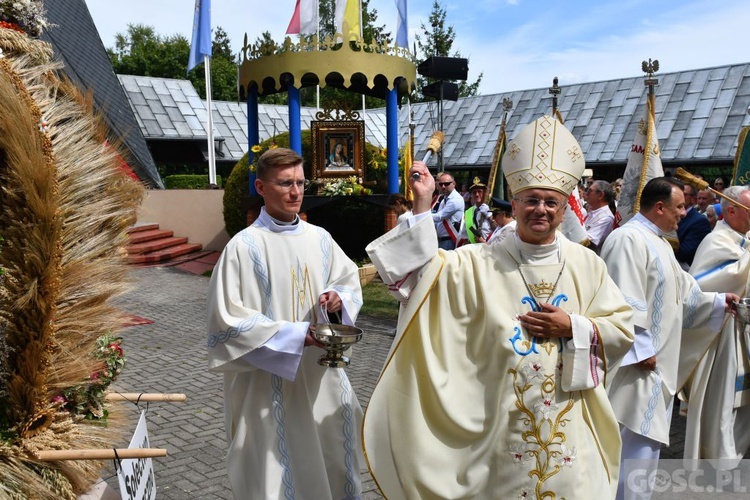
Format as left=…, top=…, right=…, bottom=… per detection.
left=286, top=0, right=318, bottom=35
left=615, top=93, right=664, bottom=227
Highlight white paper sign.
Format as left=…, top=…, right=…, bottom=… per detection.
left=116, top=411, right=157, bottom=500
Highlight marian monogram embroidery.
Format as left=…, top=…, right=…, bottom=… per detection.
left=290, top=263, right=313, bottom=322
left=510, top=293, right=568, bottom=357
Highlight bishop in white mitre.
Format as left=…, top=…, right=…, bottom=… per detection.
left=364, top=116, right=634, bottom=499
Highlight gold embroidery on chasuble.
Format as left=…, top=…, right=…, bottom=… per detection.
left=508, top=354, right=575, bottom=499
left=507, top=264, right=577, bottom=499
left=290, top=264, right=313, bottom=322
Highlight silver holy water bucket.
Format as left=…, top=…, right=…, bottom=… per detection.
left=735, top=298, right=750, bottom=326
left=311, top=323, right=363, bottom=368
left=734, top=299, right=750, bottom=357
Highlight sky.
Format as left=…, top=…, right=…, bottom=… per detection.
left=84, top=0, right=750, bottom=96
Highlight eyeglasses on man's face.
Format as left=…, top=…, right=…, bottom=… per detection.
left=264, top=179, right=310, bottom=191
left=438, top=181, right=454, bottom=187
left=514, top=197, right=566, bottom=210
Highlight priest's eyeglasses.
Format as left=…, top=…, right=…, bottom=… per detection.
left=514, top=197, right=565, bottom=210
left=265, top=179, right=310, bottom=190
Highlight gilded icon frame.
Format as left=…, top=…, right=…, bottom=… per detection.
left=311, top=120, right=365, bottom=180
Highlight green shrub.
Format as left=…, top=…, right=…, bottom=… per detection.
left=163, top=174, right=222, bottom=189
left=223, top=153, right=251, bottom=237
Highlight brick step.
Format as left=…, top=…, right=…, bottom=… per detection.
left=128, top=229, right=174, bottom=245
left=127, top=243, right=203, bottom=265
left=147, top=250, right=218, bottom=270
left=127, top=236, right=189, bottom=255
left=127, top=223, right=160, bottom=234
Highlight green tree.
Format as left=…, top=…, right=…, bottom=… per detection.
left=107, top=24, right=238, bottom=101
left=253, top=31, right=287, bottom=105
left=414, top=0, right=483, bottom=101
left=191, top=27, right=240, bottom=102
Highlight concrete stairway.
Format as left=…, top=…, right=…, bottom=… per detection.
left=126, top=223, right=206, bottom=266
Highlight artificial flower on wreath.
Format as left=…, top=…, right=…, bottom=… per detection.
left=249, top=142, right=278, bottom=173
left=57, top=333, right=126, bottom=422
left=320, top=176, right=372, bottom=197
left=0, top=0, right=48, bottom=37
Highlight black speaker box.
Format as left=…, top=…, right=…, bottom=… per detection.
left=422, top=81, right=459, bottom=101
left=417, top=56, right=469, bottom=81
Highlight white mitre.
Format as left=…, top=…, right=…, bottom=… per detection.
left=502, top=115, right=585, bottom=196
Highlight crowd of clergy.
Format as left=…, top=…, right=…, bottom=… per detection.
left=206, top=116, right=750, bottom=500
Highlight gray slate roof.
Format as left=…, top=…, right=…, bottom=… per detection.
left=412, top=62, right=750, bottom=169
left=119, top=74, right=388, bottom=161
left=41, top=0, right=163, bottom=187
left=121, top=61, right=750, bottom=169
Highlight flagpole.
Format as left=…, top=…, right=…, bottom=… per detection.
left=316, top=1, right=320, bottom=110
left=204, top=54, right=217, bottom=187
left=359, top=0, right=365, bottom=118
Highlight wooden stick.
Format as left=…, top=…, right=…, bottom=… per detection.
left=105, top=393, right=186, bottom=403
left=421, top=131, right=444, bottom=165
left=34, top=448, right=167, bottom=461
left=673, top=167, right=750, bottom=210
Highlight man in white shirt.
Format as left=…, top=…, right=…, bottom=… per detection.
left=487, top=197, right=516, bottom=243
left=584, top=180, right=615, bottom=254
left=432, top=171, right=464, bottom=250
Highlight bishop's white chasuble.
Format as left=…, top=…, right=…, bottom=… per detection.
left=207, top=210, right=364, bottom=499
left=364, top=216, right=634, bottom=499
left=686, top=220, right=750, bottom=459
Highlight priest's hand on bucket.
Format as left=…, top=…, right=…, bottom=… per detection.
left=724, top=292, right=741, bottom=316
left=305, top=325, right=325, bottom=349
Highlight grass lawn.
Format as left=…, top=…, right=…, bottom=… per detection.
left=360, top=280, right=399, bottom=320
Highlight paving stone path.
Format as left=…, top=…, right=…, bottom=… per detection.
left=108, top=266, right=692, bottom=498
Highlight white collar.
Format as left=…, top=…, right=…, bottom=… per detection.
left=513, top=232, right=561, bottom=263
left=256, top=207, right=302, bottom=234
left=631, top=212, right=665, bottom=237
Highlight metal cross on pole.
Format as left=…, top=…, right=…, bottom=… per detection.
left=549, top=76, right=561, bottom=117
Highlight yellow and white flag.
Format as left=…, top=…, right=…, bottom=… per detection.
left=615, top=94, right=664, bottom=227
left=335, top=0, right=360, bottom=40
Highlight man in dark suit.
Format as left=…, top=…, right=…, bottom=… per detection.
left=676, top=183, right=712, bottom=270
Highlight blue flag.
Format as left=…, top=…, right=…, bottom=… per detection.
left=395, top=0, right=408, bottom=48
left=188, top=0, right=212, bottom=73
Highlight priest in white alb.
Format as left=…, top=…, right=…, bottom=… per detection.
left=364, top=116, right=635, bottom=499
left=600, top=177, right=738, bottom=500
left=686, top=184, right=750, bottom=461
left=207, top=148, right=364, bottom=499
